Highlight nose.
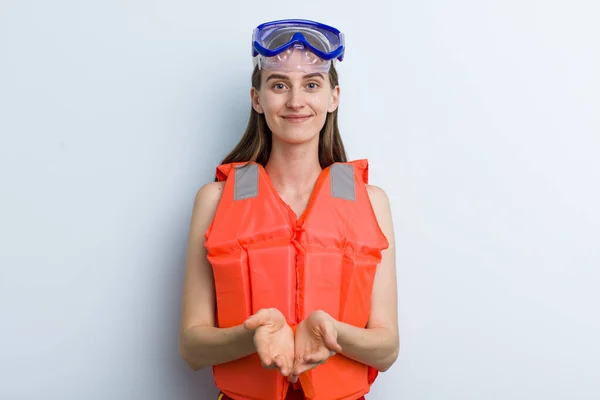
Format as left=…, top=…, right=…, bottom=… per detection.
left=286, top=88, right=305, bottom=110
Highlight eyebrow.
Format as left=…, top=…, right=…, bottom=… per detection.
left=266, top=72, right=325, bottom=82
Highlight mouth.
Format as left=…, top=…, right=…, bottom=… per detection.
left=282, top=115, right=313, bottom=124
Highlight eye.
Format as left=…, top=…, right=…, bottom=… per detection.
left=273, top=83, right=287, bottom=90
left=306, top=82, right=320, bottom=90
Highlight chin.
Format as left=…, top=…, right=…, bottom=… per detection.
left=272, top=130, right=320, bottom=145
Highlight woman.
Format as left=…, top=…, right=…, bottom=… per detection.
left=179, top=19, right=399, bottom=400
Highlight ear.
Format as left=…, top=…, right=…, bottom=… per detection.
left=327, top=85, right=340, bottom=113
left=251, top=87, right=264, bottom=114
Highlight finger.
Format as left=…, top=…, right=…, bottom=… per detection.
left=285, top=352, right=296, bottom=376
left=302, top=354, right=322, bottom=364
left=302, top=348, right=330, bottom=364
left=322, top=325, right=343, bottom=353
left=324, top=338, right=342, bottom=354
left=290, top=358, right=304, bottom=378
left=274, top=355, right=290, bottom=376
left=255, top=344, right=274, bottom=368
left=273, top=355, right=284, bottom=372
left=259, top=354, right=273, bottom=368
left=243, top=315, right=260, bottom=330
left=292, top=361, right=319, bottom=377
left=244, top=313, right=268, bottom=330
left=293, top=354, right=315, bottom=373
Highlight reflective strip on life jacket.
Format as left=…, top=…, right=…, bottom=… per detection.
left=330, top=163, right=355, bottom=201
left=234, top=163, right=259, bottom=201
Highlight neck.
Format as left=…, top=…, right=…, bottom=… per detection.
left=264, top=137, right=322, bottom=195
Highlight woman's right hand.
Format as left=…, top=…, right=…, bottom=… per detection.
left=243, top=308, right=294, bottom=377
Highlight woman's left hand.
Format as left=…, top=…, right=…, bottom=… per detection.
left=289, top=310, right=343, bottom=383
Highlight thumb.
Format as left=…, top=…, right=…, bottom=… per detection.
left=244, top=312, right=268, bottom=330
left=322, top=323, right=343, bottom=353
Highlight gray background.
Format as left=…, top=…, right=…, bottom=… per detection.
left=1, top=0, right=599, bottom=399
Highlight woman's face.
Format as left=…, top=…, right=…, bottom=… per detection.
left=252, top=61, right=340, bottom=146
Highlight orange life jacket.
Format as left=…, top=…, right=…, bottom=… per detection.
left=204, top=159, right=389, bottom=400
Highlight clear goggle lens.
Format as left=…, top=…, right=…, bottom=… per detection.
left=255, top=44, right=332, bottom=73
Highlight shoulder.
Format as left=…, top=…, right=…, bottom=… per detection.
left=366, top=184, right=390, bottom=211
left=191, top=181, right=226, bottom=223
left=194, top=181, right=226, bottom=205
left=366, top=184, right=394, bottom=238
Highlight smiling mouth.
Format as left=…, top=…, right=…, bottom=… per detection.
left=282, top=115, right=312, bottom=123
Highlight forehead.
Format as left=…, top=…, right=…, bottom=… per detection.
left=262, top=70, right=328, bottom=83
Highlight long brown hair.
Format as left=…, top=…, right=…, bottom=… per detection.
left=216, top=64, right=347, bottom=180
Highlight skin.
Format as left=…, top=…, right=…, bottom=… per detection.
left=179, top=55, right=399, bottom=386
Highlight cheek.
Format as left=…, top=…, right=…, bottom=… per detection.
left=260, top=99, right=283, bottom=132
left=312, top=94, right=332, bottom=113
left=261, top=96, right=284, bottom=116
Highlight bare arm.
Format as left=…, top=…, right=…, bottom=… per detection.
left=334, top=185, right=399, bottom=372
left=178, top=182, right=255, bottom=370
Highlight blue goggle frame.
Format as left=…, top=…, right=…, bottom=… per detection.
left=252, top=19, right=345, bottom=62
